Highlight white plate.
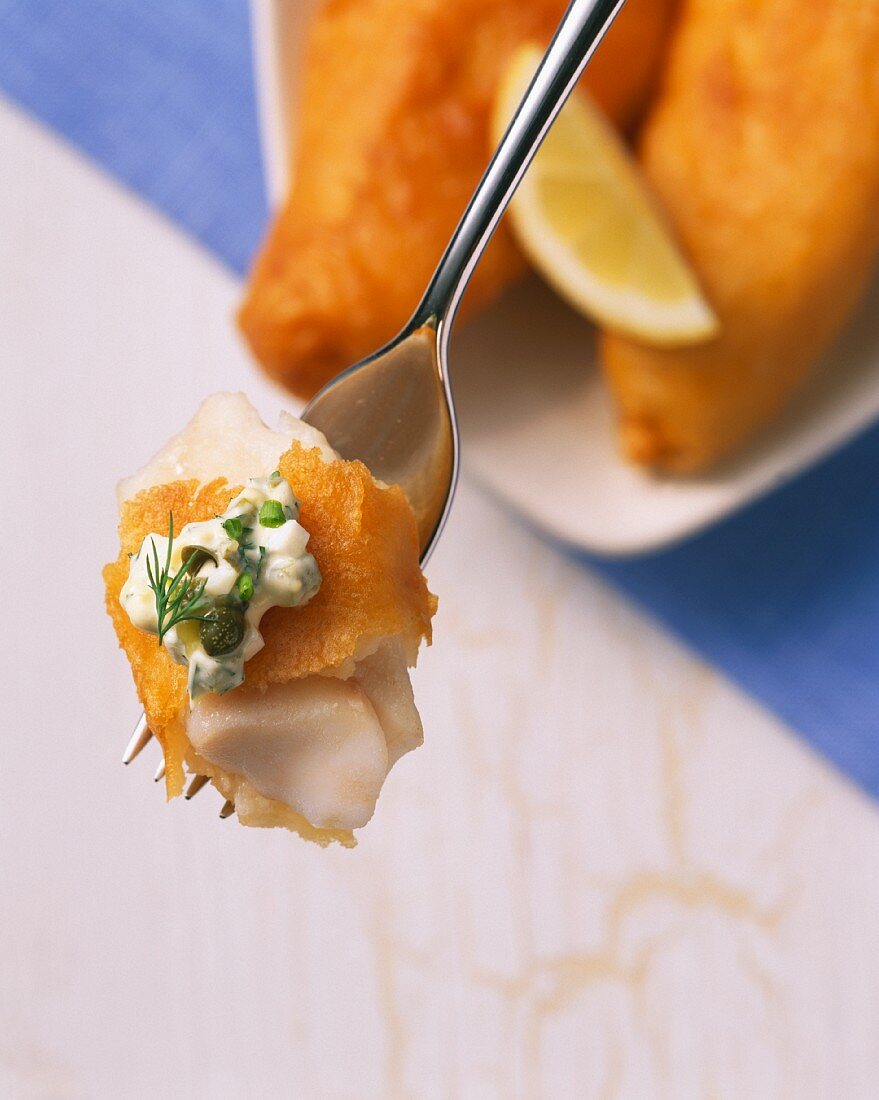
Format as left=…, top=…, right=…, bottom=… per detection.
left=250, top=0, right=879, bottom=556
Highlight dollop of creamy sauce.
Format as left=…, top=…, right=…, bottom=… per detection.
left=120, top=472, right=320, bottom=700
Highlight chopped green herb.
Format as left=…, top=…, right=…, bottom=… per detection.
left=123, top=457, right=325, bottom=705
left=259, top=500, right=286, bottom=528
left=223, top=516, right=243, bottom=541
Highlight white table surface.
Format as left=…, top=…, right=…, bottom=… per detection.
left=4, top=98, right=879, bottom=1100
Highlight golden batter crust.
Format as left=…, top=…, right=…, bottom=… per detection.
left=104, top=442, right=436, bottom=837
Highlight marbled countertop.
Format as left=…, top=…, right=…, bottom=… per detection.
left=3, top=100, right=879, bottom=1099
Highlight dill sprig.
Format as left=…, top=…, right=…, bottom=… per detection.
left=145, top=513, right=212, bottom=645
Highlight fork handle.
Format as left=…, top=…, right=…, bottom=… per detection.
left=413, top=0, right=626, bottom=348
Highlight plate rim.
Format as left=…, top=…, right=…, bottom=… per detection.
left=247, top=0, right=879, bottom=558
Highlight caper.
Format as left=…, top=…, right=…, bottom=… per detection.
left=199, top=604, right=245, bottom=656
left=181, top=546, right=217, bottom=576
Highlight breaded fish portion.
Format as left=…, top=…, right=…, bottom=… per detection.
left=239, top=0, right=677, bottom=398
left=104, top=397, right=436, bottom=845
left=602, top=0, right=879, bottom=472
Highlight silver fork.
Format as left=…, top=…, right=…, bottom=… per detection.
left=123, top=0, right=626, bottom=816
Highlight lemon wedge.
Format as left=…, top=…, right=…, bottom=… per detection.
left=494, top=46, right=719, bottom=346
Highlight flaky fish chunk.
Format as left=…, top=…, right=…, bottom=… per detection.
left=602, top=0, right=879, bottom=472
left=239, top=0, right=678, bottom=398
left=104, top=394, right=437, bottom=846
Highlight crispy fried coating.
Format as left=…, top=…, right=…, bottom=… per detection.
left=586, top=0, right=679, bottom=128
left=255, top=444, right=436, bottom=685
left=239, top=0, right=677, bottom=398
left=602, top=0, right=879, bottom=472
left=104, top=443, right=436, bottom=820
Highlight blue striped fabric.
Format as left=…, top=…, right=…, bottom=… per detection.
left=0, top=0, right=267, bottom=273
left=4, top=0, right=878, bottom=794
left=595, top=422, right=879, bottom=794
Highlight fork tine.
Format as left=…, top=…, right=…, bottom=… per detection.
left=122, top=714, right=152, bottom=764
left=185, top=774, right=210, bottom=800
left=219, top=800, right=235, bottom=819
left=153, top=759, right=166, bottom=782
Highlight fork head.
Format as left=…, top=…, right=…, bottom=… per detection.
left=122, top=322, right=458, bottom=816
left=301, top=321, right=459, bottom=563
left=123, top=715, right=231, bottom=817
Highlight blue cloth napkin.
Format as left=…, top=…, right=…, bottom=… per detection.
left=0, top=0, right=267, bottom=273
left=3, top=0, right=877, bottom=793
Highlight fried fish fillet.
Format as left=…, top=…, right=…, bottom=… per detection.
left=602, top=0, right=879, bottom=472
left=104, top=394, right=436, bottom=845
left=239, top=0, right=677, bottom=398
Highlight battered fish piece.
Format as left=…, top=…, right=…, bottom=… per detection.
left=239, top=0, right=677, bottom=398
left=104, top=394, right=436, bottom=846
left=602, top=0, right=879, bottom=472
